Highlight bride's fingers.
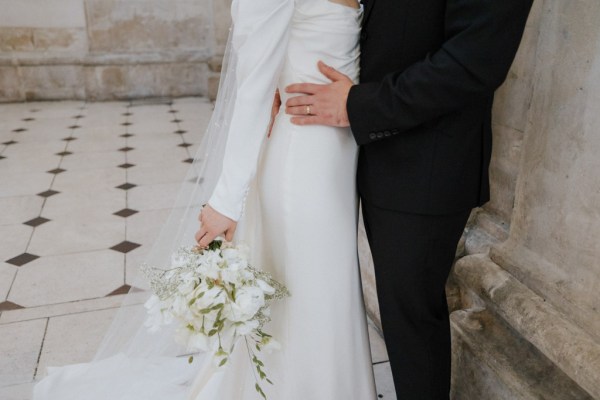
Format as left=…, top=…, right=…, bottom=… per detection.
left=224, top=225, right=236, bottom=242
left=198, top=231, right=215, bottom=248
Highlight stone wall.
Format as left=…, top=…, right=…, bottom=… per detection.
left=0, top=0, right=231, bottom=102
left=449, top=0, right=600, bottom=398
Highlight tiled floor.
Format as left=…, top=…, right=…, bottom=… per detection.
left=0, top=98, right=396, bottom=400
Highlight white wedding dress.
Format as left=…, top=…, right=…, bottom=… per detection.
left=33, top=0, right=376, bottom=399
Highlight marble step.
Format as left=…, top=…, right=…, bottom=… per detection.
left=450, top=308, right=593, bottom=400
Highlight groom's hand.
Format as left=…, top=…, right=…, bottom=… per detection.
left=285, top=61, right=353, bottom=127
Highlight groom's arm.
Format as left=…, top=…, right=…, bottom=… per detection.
left=347, top=0, right=533, bottom=145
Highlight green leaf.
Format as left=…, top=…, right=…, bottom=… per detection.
left=218, top=357, right=228, bottom=367
left=255, top=383, right=266, bottom=399
left=188, top=355, right=194, bottom=364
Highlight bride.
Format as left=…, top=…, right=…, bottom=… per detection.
left=33, top=0, right=377, bottom=398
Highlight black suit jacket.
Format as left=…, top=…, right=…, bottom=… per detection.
left=347, top=0, right=533, bottom=215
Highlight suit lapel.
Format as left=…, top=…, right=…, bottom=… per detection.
left=361, top=0, right=376, bottom=26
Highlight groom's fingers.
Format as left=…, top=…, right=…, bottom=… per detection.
left=290, top=115, right=325, bottom=125
left=285, top=83, right=322, bottom=95
left=286, top=95, right=314, bottom=108
left=317, top=61, right=347, bottom=82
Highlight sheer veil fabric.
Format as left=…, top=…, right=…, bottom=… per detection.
left=33, top=0, right=376, bottom=398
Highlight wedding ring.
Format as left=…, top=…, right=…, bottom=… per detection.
left=306, top=105, right=311, bottom=115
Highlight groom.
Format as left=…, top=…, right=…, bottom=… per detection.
left=285, top=0, right=534, bottom=398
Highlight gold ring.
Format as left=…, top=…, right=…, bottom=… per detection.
left=306, top=105, right=311, bottom=115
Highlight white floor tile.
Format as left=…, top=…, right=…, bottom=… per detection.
left=0, top=262, right=17, bottom=301
left=36, top=308, right=118, bottom=377
left=0, top=171, right=53, bottom=198
left=28, top=216, right=125, bottom=257
left=9, top=250, right=125, bottom=308
left=127, top=182, right=185, bottom=211
left=0, top=225, right=33, bottom=262
left=0, top=319, right=47, bottom=386
left=0, top=381, right=35, bottom=400
left=0, top=196, right=44, bottom=226
left=374, top=362, right=397, bottom=400
left=59, top=150, right=125, bottom=171
left=42, top=188, right=126, bottom=220
left=127, top=161, right=190, bottom=185
left=369, top=323, right=389, bottom=364
left=51, top=167, right=126, bottom=193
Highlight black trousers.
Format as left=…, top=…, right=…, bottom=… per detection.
left=361, top=201, right=471, bottom=400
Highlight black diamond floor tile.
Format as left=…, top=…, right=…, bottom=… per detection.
left=120, top=133, right=134, bottom=138
left=168, top=109, right=178, bottom=114
left=6, top=252, right=39, bottom=266
left=118, top=146, right=134, bottom=152
left=2, top=140, right=17, bottom=145
left=115, top=182, right=137, bottom=190
left=183, top=158, right=194, bottom=164
left=122, top=112, right=132, bottom=117
left=73, top=115, right=84, bottom=119
left=174, top=130, right=187, bottom=134
left=0, top=301, right=25, bottom=311
left=12, top=128, right=27, bottom=133
left=47, top=168, right=66, bottom=174
left=121, top=122, right=132, bottom=126
left=110, top=241, right=141, bottom=254
left=0, top=155, right=5, bottom=160
left=22, top=117, right=35, bottom=122
left=178, top=143, right=192, bottom=148
left=107, top=284, right=132, bottom=296
left=37, top=189, right=60, bottom=198
left=68, top=125, right=81, bottom=129
left=113, top=208, right=139, bottom=218
left=171, top=119, right=182, bottom=123
left=62, top=137, right=77, bottom=141
left=117, top=163, right=135, bottom=169
left=56, top=151, right=73, bottom=156
left=23, top=216, right=51, bottom=227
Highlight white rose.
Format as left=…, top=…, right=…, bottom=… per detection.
left=256, top=279, right=276, bottom=295
left=224, top=286, right=265, bottom=322
left=235, top=319, right=259, bottom=335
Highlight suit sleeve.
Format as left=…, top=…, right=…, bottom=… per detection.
left=347, top=0, right=534, bottom=145
left=208, top=0, right=295, bottom=221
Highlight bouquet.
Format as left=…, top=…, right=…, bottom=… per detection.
left=140, top=240, right=290, bottom=398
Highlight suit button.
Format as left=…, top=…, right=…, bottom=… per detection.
left=384, top=130, right=391, bottom=137
left=369, top=133, right=377, bottom=140
left=377, top=132, right=384, bottom=138
left=392, top=129, right=399, bottom=135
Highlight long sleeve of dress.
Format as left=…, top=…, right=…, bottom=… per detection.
left=208, top=0, right=295, bottom=221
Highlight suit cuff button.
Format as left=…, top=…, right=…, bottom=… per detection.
left=369, top=133, right=377, bottom=140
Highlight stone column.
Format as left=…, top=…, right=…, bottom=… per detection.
left=451, top=0, right=600, bottom=398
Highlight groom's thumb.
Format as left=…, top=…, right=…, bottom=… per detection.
left=318, top=61, right=345, bottom=82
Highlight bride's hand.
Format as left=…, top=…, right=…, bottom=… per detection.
left=267, top=89, right=282, bottom=138
left=195, top=205, right=237, bottom=248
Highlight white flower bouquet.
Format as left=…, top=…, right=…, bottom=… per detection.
left=140, top=240, right=290, bottom=398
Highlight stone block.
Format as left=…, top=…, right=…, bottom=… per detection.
left=32, top=27, right=88, bottom=53
left=20, top=65, right=86, bottom=100
left=0, top=27, right=34, bottom=51
left=451, top=308, right=592, bottom=400
left=85, top=0, right=212, bottom=53
left=453, top=254, right=600, bottom=399
left=84, top=62, right=208, bottom=100
left=0, top=66, right=23, bottom=102
left=0, top=0, right=86, bottom=28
